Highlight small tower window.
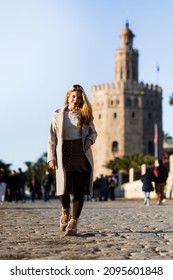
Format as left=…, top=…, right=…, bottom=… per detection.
left=148, top=112, right=152, bottom=119
left=148, top=141, right=154, bottom=155
left=132, top=112, right=135, bottom=118
left=134, top=98, right=138, bottom=107
left=120, top=67, right=123, bottom=80
left=126, top=98, right=131, bottom=107
left=132, top=67, right=137, bottom=80
left=112, top=141, right=118, bottom=152
left=98, top=114, right=101, bottom=119
left=114, top=112, right=117, bottom=118
left=127, top=65, right=130, bottom=80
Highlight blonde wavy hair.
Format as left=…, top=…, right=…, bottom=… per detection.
left=65, top=84, right=93, bottom=126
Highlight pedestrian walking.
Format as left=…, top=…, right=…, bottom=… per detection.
left=153, top=159, right=168, bottom=205
left=47, top=84, right=97, bottom=235
left=141, top=168, right=154, bottom=206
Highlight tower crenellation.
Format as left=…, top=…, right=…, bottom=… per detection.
left=91, top=82, right=112, bottom=92
left=123, top=81, right=162, bottom=93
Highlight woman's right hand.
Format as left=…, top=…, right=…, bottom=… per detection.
left=48, top=160, right=57, bottom=170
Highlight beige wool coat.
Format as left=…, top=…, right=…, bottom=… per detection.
left=47, top=106, right=97, bottom=196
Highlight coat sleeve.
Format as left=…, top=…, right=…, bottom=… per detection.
left=47, top=112, right=58, bottom=163
left=87, top=121, right=97, bottom=144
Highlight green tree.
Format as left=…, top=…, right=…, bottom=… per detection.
left=163, top=132, right=173, bottom=141
left=24, top=153, right=48, bottom=185
left=105, top=154, right=155, bottom=172
left=163, top=132, right=173, bottom=157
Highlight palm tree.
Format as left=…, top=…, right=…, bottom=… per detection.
left=169, top=92, right=173, bottom=105
left=105, top=154, right=155, bottom=172
left=163, top=132, right=173, bottom=142
left=0, top=160, right=12, bottom=172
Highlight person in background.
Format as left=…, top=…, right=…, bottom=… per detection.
left=47, top=84, right=97, bottom=235
left=7, top=170, right=19, bottom=202
left=97, top=174, right=109, bottom=201
left=93, top=177, right=100, bottom=201
left=107, top=174, right=118, bottom=201
left=42, top=171, right=53, bottom=201
left=18, top=168, right=26, bottom=202
left=153, top=159, right=168, bottom=205
left=0, top=167, right=8, bottom=205
left=30, top=176, right=40, bottom=202
left=141, top=168, right=154, bottom=206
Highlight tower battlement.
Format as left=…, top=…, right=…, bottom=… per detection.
left=124, top=81, right=162, bottom=93
left=91, top=82, right=125, bottom=92
left=91, top=81, right=162, bottom=93
left=142, top=83, right=162, bottom=92
left=91, top=83, right=111, bottom=92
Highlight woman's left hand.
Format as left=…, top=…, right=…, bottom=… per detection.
left=84, top=138, right=93, bottom=151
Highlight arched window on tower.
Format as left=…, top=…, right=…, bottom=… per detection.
left=112, top=141, right=118, bottom=153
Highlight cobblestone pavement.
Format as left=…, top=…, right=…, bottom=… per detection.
left=0, top=198, right=173, bottom=260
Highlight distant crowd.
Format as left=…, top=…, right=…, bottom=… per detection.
left=0, top=159, right=169, bottom=205
left=0, top=167, right=55, bottom=204
left=92, top=173, right=119, bottom=201
left=0, top=166, right=119, bottom=204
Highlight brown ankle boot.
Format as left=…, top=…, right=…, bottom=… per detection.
left=60, top=208, right=70, bottom=231
left=65, top=217, right=78, bottom=236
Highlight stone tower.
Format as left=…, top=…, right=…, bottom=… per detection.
left=91, top=22, right=163, bottom=178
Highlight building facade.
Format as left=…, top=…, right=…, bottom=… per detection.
left=91, top=23, right=163, bottom=178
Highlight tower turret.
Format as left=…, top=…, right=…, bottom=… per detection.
left=120, top=22, right=134, bottom=49
left=115, top=22, right=138, bottom=83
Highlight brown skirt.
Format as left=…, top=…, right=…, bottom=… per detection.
left=62, top=139, right=90, bottom=172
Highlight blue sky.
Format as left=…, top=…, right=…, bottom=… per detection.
left=0, top=0, right=173, bottom=171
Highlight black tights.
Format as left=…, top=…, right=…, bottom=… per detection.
left=60, top=171, right=89, bottom=219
